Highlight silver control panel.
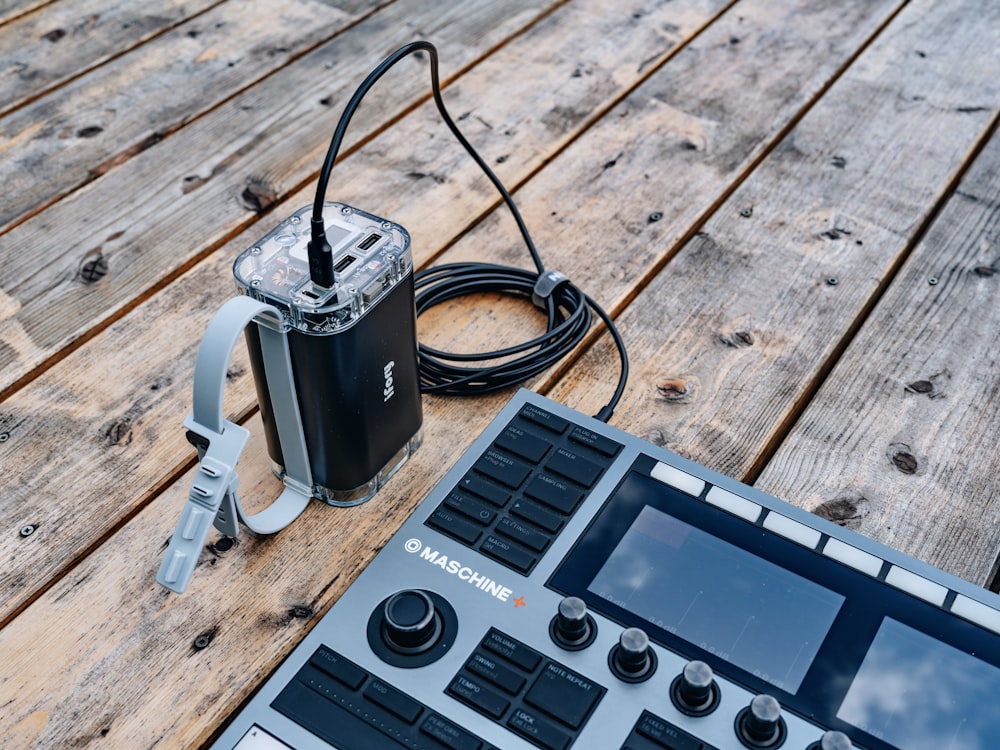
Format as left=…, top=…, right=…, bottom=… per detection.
left=214, top=390, right=1000, bottom=750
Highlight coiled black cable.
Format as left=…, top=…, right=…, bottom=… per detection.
left=309, top=41, right=628, bottom=421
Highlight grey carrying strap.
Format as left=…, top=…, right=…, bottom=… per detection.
left=157, top=296, right=313, bottom=594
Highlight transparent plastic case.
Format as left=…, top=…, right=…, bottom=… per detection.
left=233, top=202, right=412, bottom=332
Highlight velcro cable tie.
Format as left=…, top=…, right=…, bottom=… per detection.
left=531, top=269, right=570, bottom=309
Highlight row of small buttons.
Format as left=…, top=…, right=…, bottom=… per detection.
left=427, top=405, right=621, bottom=574
left=649, top=459, right=1000, bottom=634
left=272, top=645, right=496, bottom=750
left=447, top=628, right=606, bottom=750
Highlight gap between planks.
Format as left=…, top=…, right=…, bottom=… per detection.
left=0, top=0, right=229, bottom=120
left=0, top=0, right=399, bottom=237
left=0, top=0, right=709, bottom=402
left=745, top=108, right=1000, bottom=487
left=0, top=0, right=568, bottom=405
left=0, top=0, right=56, bottom=27
left=535, top=0, right=913, bottom=401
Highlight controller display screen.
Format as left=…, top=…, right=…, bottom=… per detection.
left=587, top=504, right=844, bottom=692
left=838, top=617, right=1000, bottom=750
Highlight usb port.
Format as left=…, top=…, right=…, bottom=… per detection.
left=357, top=232, right=382, bottom=252
left=334, top=254, right=356, bottom=274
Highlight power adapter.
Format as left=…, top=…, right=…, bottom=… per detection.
left=234, top=202, right=422, bottom=505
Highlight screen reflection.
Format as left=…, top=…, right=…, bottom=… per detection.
left=587, top=505, right=844, bottom=692
left=838, top=617, right=1000, bottom=750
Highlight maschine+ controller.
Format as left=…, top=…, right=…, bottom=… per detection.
left=213, top=389, right=1000, bottom=750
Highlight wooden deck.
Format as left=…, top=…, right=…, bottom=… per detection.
left=1, top=0, right=998, bottom=746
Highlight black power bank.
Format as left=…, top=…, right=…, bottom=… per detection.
left=236, top=202, right=422, bottom=506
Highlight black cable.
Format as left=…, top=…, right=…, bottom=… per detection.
left=310, top=41, right=628, bottom=421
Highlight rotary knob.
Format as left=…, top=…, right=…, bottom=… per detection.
left=736, top=694, right=786, bottom=748
left=549, top=596, right=596, bottom=650
left=381, top=589, right=441, bottom=654
left=807, top=731, right=853, bottom=750
left=609, top=627, right=657, bottom=682
left=670, top=660, right=719, bottom=716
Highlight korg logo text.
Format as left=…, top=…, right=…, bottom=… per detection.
left=383, top=360, right=395, bottom=402
left=415, top=545, right=512, bottom=602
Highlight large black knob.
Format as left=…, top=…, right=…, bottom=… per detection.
left=609, top=627, right=657, bottom=682
left=550, top=596, right=596, bottom=650
left=381, top=589, right=441, bottom=653
left=736, top=694, right=786, bottom=748
left=367, top=589, right=456, bottom=668
left=807, top=731, right=853, bottom=750
left=670, top=660, right=719, bottom=716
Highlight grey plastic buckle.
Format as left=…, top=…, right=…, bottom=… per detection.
left=531, top=269, right=570, bottom=309
left=157, top=296, right=314, bottom=594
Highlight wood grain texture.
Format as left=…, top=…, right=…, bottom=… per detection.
left=0, top=0, right=377, bottom=234
left=0, top=0, right=51, bottom=26
left=547, top=0, right=1000, bottom=583
left=0, top=0, right=566, bottom=392
left=0, top=0, right=224, bottom=117
left=755, top=128, right=1000, bottom=585
left=0, top=0, right=731, bottom=624
left=0, top=0, right=915, bottom=746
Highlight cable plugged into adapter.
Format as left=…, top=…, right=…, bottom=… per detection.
left=307, top=214, right=335, bottom=288
left=308, top=41, right=629, bottom=422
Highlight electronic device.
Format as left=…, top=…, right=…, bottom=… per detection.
left=212, top=389, right=1000, bottom=750
left=157, top=202, right=422, bottom=593
left=234, top=202, right=422, bottom=503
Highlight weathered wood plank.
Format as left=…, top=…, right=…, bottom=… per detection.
left=0, top=0, right=731, bottom=621
left=0, top=0, right=564, bottom=393
left=0, top=0, right=223, bottom=118
left=0, top=0, right=50, bottom=26
left=755, top=129, right=1000, bottom=585
left=0, top=0, right=389, bottom=234
left=546, top=0, right=1000, bottom=585
left=0, top=0, right=913, bottom=745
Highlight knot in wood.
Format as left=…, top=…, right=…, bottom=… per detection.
left=288, top=605, right=314, bottom=620
left=813, top=497, right=862, bottom=527
left=211, top=536, right=235, bottom=553
left=718, top=313, right=755, bottom=348
left=905, top=370, right=948, bottom=399
left=104, top=419, right=133, bottom=447
left=79, top=253, right=109, bottom=283
left=905, top=379, right=933, bottom=394
left=192, top=626, right=218, bottom=651
left=718, top=325, right=755, bottom=348
left=656, top=376, right=696, bottom=403
left=888, top=443, right=918, bottom=474
left=241, top=177, right=278, bottom=214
